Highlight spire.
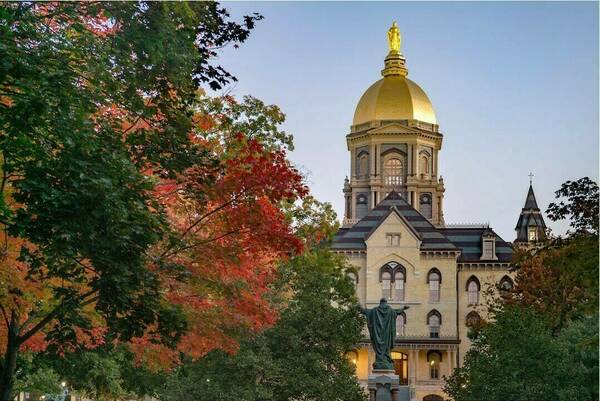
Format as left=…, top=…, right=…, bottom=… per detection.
left=523, top=184, right=540, bottom=210
left=382, top=22, right=408, bottom=77
left=514, top=181, right=547, bottom=245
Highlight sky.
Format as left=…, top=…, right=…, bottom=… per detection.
left=212, top=1, right=599, bottom=240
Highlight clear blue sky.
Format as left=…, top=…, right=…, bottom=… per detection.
left=213, top=1, right=599, bottom=240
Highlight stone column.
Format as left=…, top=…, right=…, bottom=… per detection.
left=350, top=148, right=356, bottom=179
left=370, top=144, right=376, bottom=178
left=433, top=148, right=438, bottom=178
left=446, top=350, right=452, bottom=377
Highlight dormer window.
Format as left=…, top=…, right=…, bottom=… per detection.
left=480, top=230, right=497, bottom=260
left=528, top=227, right=537, bottom=242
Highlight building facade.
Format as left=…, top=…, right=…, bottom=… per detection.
left=331, top=23, right=544, bottom=401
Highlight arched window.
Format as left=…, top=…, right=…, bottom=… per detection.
left=384, top=158, right=403, bottom=186
left=420, top=193, right=432, bottom=219
left=356, top=194, right=368, bottom=219
left=357, top=152, right=369, bottom=178
left=466, top=311, right=481, bottom=328
left=427, top=310, right=441, bottom=338
left=427, top=269, right=441, bottom=302
left=381, top=271, right=392, bottom=300
left=498, top=275, right=514, bottom=295
left=419, top=154, right=430, bottom=177
left=394, top=270, right=405, bottom=301
left=427, top=351, right=441, bottom=379
left=395, top=312, right=406, bottom=337
left=466, top=276, right=480, bottom=305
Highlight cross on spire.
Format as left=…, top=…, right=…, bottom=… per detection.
left=528, top=172, right=534, bottom=185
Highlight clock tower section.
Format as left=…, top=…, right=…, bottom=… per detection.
left=343, top=23, right=446, bottom=227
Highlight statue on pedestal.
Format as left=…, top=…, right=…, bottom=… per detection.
left=361, top=298, right=409, bottom=370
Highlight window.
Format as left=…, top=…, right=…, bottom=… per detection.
left=428, top=351, right=441, bottom=379
left=419, top=154, right=430, bottom=177
left=357, top=152, right=369, bottom=178
left=420, top=193, right=432, bottom=219
left=499, top=276, right=514, bottom=295
left=386, top=233, right=401, bottom=246
left=395, top=312, right=406, bottom=336
left=528, top=227, right=538, bottom=242
left=394, top=271, right=405, bottom=301
left=382, top=271, right=392, bottom=300
left=391, top=351, right=409, bottom=385
left=466, top=311, right=481, bottom=328
left=482, top=239, right=495, bottom=259
left=384, top=158, right=403, bottom=186
left=427, top=269, right=441, bottom=302
left=467, top=277, right=480, bottom=305
left=427, top=310, right=441, bottom=338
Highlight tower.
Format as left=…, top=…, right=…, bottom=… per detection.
left=514, top=179, right=547, bottom=247
left=343, top=22, right=445, bottom=227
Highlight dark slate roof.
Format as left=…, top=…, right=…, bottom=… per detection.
left=331, top=192, right=457, bottom=251
left=523, top=185, right=540, bottom=210
left=439, top=227, right=513, bottom=263
left=514, top=185, right=547, bottom=242
left=332, top=192, right=513, bottom=263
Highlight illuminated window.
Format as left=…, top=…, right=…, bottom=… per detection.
left=428, top=351, right=441, bottom=379
left=528, top=227, right=538, bottom=242
left=391, top=351, right=408, bottom=385
left=384, top=158, right=403, bottom=186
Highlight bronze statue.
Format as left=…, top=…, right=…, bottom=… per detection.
left=361, top=298, right=409, bottom=370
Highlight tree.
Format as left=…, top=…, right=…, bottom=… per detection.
left=156, top=204, right=365, bottom=401
left=0, top=3, right=278, bottom=399
left=546, top=177, right=598, bottom=235
left=443, top=305, right=594, bottom=401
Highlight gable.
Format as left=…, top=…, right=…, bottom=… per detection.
left=365, top=209, right=422, bottom=249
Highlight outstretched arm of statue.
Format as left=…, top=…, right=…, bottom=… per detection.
left=395, top=305, right=410, bottom=314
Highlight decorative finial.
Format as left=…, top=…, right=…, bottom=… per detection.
left=387, top=21, right=401, bottom=53
left=528, top=172, right=534, bottom=185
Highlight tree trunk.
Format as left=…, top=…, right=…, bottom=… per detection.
left=0, top=324, right=20, bottom=401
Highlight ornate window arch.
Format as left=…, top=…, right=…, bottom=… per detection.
left=466, top=311, right=481, bottom=328
left=419, top=151, right=430, bottom=177
left=427, top=268, right=441, bottom=302
left=384, top=157, right=403, bottom=186
left=427, top=309, right=441, bottom=338
left=379, top=262, right=406, bottom=301
left=427, top=351, right=442, bottom=379
left=466, top=275, right=480, bottom=305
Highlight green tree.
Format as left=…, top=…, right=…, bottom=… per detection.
left=158, top=245, right=365, bottom=401
left=443, top=305, right=593, bottom=401
left=0, top=3, right=261, bottom=400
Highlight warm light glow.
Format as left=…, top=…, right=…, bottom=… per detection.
left=61, top=382, right=66, bottom=387
left=430, top=360, right=435, bottom=366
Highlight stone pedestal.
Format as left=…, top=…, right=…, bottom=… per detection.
left=367, top=370, right=401, bottom=401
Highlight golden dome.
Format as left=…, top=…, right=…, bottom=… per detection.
left=352, top=23, right=437, bottom=127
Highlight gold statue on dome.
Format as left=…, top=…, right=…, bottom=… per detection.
left=387, top=21, right=401, bottom=53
